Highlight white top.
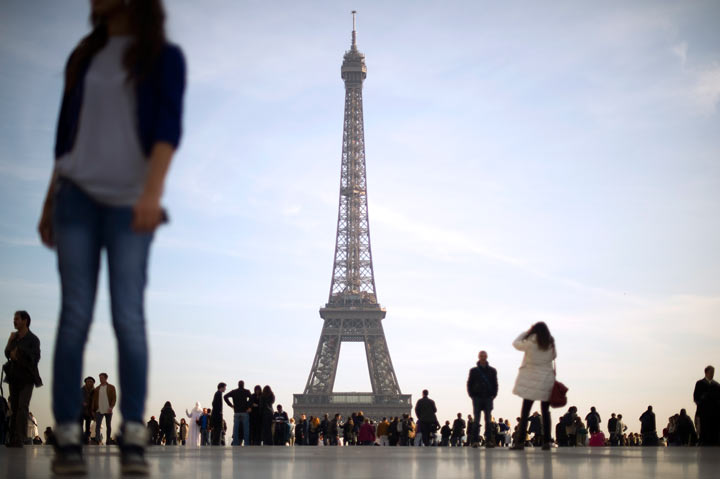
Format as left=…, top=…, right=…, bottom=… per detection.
left=97, top=384, right=110, bottom=413
left=512, top=332, right=557, bottom=401
left=55, top=36, right=148, bottom=206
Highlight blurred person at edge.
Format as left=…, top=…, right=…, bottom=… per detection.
left=37, top=0, right=185, bottom=474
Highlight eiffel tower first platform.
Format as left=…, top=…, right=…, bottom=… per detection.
left=293, top=12, right=411, bottom=421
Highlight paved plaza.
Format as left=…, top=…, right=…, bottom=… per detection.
left=1, top=446, right=718, bottom=479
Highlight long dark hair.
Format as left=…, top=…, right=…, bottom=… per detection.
left=65, top=0, right=166, bottom=93
left=525, top=321, right=555, bottom=351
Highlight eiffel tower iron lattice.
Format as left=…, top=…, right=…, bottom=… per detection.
left=293, top=12, right=411, bottom=421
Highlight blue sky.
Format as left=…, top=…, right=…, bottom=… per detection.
left=1, top=0, right=719, bottom=435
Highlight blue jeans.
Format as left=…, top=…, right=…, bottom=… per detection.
left=52, top=180, right=153, bottom=424
left=472, top=397, right=494, bottom=443
left=232, top=412, right=250, bottom=445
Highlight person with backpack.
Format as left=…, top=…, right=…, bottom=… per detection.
left=467, top=350, right=498, bottom=448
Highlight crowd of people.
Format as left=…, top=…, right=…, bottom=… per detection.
left=4, top=313, right=720, bottom=452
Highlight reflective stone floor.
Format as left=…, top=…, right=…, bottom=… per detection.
left=1, top=446, right=718, bottom=478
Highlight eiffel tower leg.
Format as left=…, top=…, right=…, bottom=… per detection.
left=303, top=329, right=340, bottom=394
left=365, top=325, right=402, bottom=396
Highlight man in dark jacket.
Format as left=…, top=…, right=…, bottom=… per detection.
left=585, top=407, right=601, bottom=434
left=607, top=413, right=618, bottom=446
left=320, top=413, right=330, bottom=445
left=676, top=409, right=697, bottom=445
left=146, top=416, right=159, bottom=445
left=451, top=413, right=465, bottom=447
left=694, top=365, right=720, bottom=446
left=414, top=389, right=438, bottom=446
left=4, top=310, right=42, bottom=448
left=211, top=383, right=226, bottom=445
left=224, top=380, right=251, bottom=446
left=640, top=406, right=658, bottom=446
left=328, top=414, right=341, bottom=445
left=467, top=350, right=498, bottom=447
left=80, top=377, right=95, bottom=444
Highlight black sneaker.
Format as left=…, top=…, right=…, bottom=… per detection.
left=52, top=445, right=87, bottom=476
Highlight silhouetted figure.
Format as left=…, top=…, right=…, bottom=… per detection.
left=211, top=383, right=226, bottom=445
left=414, top=389, right=438, bottom=447
left=467, top=350, right=498, bottom=448
left=4, top=311, right=42, bottom=448
left=694, top=365, right=720, bottom=446
left=585, top=407, right=601, bottom=434
left=640, top=406, right=658, bottom=446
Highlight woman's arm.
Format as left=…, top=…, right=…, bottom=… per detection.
left=38, top=169, right=59, bottom=247
left=133, top=142, right=174, bottom=232
left=512, top=332, right=529, bottom=351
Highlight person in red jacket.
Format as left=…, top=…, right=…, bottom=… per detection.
left=358, top=418, right=376, bottom=445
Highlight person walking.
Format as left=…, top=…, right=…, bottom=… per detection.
left=693, top=365, right=720, bottom=446
left=510, top=322, right=556, bottom=451
left=211, top=383, right=226, bottom=446
left=224, top=380, right=251, bottom=446
left=92, top=373, right=116, bottom=445
left=185, top=402, right=203, bottom=447
left=80, top=377, right=95, bottom=444
left=414, top=389, right=438, bottom=447
left=4, top=311, right=43, bottom=448
left=467, top=350, right=498, bottom=448
left=39, top=0, right=186, bottom=473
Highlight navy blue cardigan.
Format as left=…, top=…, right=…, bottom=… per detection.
left=54, top=42, right=186, bottom=159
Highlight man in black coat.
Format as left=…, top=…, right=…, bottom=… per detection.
left=4, top=310, right=42, bottom=448
left=640, top=406, right=658, bottom=446
left=211, top=383, right=226, bottom=445
left=607, top=413, right=618, bottom=446
left=467, top=350, right=498, bottom=447
left=694, top=365, right=720, bottom=446
left=224, top=380, right=251, bottom=446
left=414, top=389, right=437, bottom=447
left=585, top=407, right=601, bottom=434
left=146, top=416, right=159, bottom=445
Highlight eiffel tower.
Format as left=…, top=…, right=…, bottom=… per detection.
left=293, top=12, right=411, bottom=421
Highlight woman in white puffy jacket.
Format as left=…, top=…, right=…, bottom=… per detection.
left=511, top=322, right=556, bottom=450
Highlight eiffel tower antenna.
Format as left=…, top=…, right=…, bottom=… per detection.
left=293, top=12, right=411, bottom=420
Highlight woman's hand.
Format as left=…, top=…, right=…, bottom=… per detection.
left=38, top=204, right=54, bottom=248
left=132, top=193, right=163, bottom=232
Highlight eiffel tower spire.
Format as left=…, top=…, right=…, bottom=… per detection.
left=294, top=12, right=411, bottom=420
